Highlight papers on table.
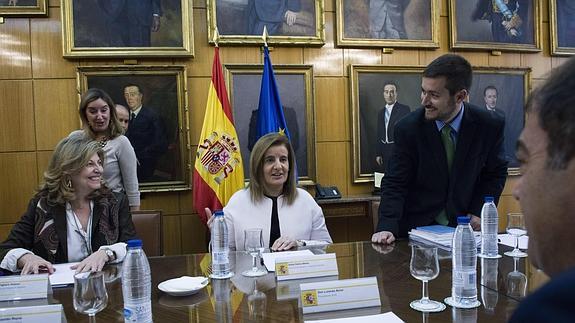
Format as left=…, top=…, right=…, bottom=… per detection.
left=408, top=225, right=481, bottom=251
left=261, top=250, right=314, bottom=272
left=498, top=234, right=528, bottom=249
left=305, top=312, right=404, bottom=323
left=48, top=262, right=78, bottom=287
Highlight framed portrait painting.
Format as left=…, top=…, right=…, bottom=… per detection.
left=77, top=65, right=191, bottom=192
left=207, top=0, right=324, bottom=45
left=349, top=65, right=423, bottom=183
left=449, top=0, right=541, bottom=52
left=549, top=0, right=575, bottom=56
left=336, top=0, right=439, bottom=48
left=0, top=0, right=46, bottom=16
left=224, top=64, right=316, bottom=185
left=61, top=0, right=193, bottom=58
left=469, top=67, right=530, bottom=174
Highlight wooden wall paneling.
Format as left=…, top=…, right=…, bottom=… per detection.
left=188, top=76, right=210, bottom=146
left=186, top=8, right=211, bottom=78
left=316, top=142, right=348, bottom=193
left=0, top=80, right=35, bottom=151
left=488, top=53, right=522, bottom=67
left=343, top=49, right=382, bottom=77
left=454, top=52, right=489, bottom=67
left=179, top=190, right=194, bottom=215
left=315, top=77, right=347, bottom=141
left=346, top=141, right=372, bottom=196
left=380, top=49, right=419, bottom=66
left=33, top=79, right=78, bottom=150
left=162, top=215, right=182, bottom=255
left=140, top=192, right=180, bottom=215
left=36, top=150, right=53, bottom=186
left=439, top=0, right=448, bottom=17
left=521, top=25, right=552, bottom=79
left=30, top=8, right=76, bottom=79
left=269, top=47, right=304, bottom=64
left=0, top=18, right=32, bottom=80
left=0, top=152, right=38, bottom=224
left=180, top=214, right=208, bottom=254
left=324, top=0, right=334, bottom=12
left=0, top=224, right=13, bottom=243
left=48, top=0, right=59, bottom=7
left=551, top=57, right=570, bottom=69
left=304, top=12, right=343, bottom=76
left=220, top=47, right=262, bottom=65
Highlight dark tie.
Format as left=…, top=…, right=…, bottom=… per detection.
left=436, top=125, right=455, bottom=225
left=269, top=196, right=281, bottom=248
left=130, top=113, right=136, bottom=121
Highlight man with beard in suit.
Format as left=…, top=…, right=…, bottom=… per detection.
left=375, top=82, right=410, bottom=173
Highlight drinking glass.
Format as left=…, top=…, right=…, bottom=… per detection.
left=506, top=257, right=527, bottom=299
left=248, top=279, right=267, bottom=321
left=242, top=228, right=267, bottom=277
left=409, top=245, right=446, bottom=312
left=504, top=213, right=528, bottom=257
left=73, top=271, right=108, bottom=322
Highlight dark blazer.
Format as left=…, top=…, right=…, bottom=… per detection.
left=376, top=102, right=411, bottom=171
left=246, top=0, right=301, bottom=34
left=0, top=192, right=136, bottom=266
left=509, top=266, right=575, bottom=322
left=97, top=0, right=162, bottom=24
left=126, top=106, right=168, bottom=180
left=376, top=103, right=508, bottom=236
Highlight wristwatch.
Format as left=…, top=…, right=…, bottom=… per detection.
left=104, top=249, right=116, bottom=262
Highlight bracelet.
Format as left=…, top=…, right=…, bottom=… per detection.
left=297, top=240, right=307, bottom=247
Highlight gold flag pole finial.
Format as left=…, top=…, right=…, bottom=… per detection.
left=262, top=25, right=269, bottom=48
left=213, top=27, right=220, bottom=47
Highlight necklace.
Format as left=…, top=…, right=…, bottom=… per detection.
left=99, top=137, right=108, bottom=148
left=71, top=208, right=93, bottom=255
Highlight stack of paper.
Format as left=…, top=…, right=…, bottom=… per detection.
left=408, top=225, right=481, bottom=251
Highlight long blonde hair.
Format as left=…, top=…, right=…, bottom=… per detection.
left=248, top=133, right=297, bottom=204
left=38, top=134, right=106, bottom=205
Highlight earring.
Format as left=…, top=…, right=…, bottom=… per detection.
left=66, top=178, right=72, bottom=189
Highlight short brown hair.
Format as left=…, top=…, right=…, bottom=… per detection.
left=79, top=88, right=123, bottom=139
left=248, top=133, right=297, bottom=204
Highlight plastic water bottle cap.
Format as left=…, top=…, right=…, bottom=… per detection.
left=484, top=196, right=494, bottom=202
left=457, top=216, right=470, bottom=224
left=127, top=239, right=143, bottom=248
left=214, top=210, right=224, bottom=217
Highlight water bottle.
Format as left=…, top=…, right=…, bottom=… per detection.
left=122, top=239, right=152, bottom=323
left=480, top=196, right=500, bottom=258
left=450, top=216, right=479, bottom=308
left=210, top=210, right=233, bottom=279
left=481, top=258, right=499, bottom=312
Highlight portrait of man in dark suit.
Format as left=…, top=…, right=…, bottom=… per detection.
left=123, top=84, right=169, bottom=181
left=472, top=0, right=526, bottom=43
left=375, top=82, right=410, bottom=173
left=372, top=54, right=508, bottom=244
left=97, top=0, right=162, bottom=47
left=482, top=85, right=505, bottom=119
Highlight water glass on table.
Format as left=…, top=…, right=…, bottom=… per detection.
left=243, top=228, right=267, bottom=277
left=504, top=213, right=528, bottom=258
left=409, top=245, right=446, bottom=312
left=73, top=271, right=108, bottom=322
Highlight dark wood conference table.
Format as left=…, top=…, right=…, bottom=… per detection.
left=52, top=241, right=537, bottom=322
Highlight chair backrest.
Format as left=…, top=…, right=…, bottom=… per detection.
left=131, top=210, right=163, bottom=256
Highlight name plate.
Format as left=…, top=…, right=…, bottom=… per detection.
left=0, top=274, right=49, bottom=301
left=0, top=304, right=63, bottom=323
left=299, top=277, right=381, bottom=314
left=275, top=253, right=338, bottom=281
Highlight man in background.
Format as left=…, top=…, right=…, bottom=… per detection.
left=369, top=0, right=410, bottom=39
left=115, top=104, right=130, bottom=133
left=483, top=85, right=505, bottom=119
left=509, top=57, right=575, bottom=322
left=375, top=82, right=410, bottom=173
left=124, top=84, right=168, bottom=181
left=97, top=0, right=162, bottom=47
left=472, top=0, right=525, bottom=43
left=372, top=54, right=508, bottom=244
left=246, top=0, right=301, bottom=35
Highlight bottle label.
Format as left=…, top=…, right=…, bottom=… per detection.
left=212, top=251, right=229, bottom=265
left=453, top=270, right=476, bottom=289
left=124, top=301, right=152, bottom=323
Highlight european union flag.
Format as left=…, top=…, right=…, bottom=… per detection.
left=255, top=47, right=292, bottom=142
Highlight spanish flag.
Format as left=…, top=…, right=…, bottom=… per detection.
left=193, top=47, right=244, bottom=224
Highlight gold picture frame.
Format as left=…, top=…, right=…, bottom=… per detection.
left=336, top=0, right=440, bottom=48
left=61, top=0, right=193, bottom=58
left=207, top=0, right=325, bottom=46
left=549, top=0, right=575, bottom=56
left=349, top=65, right=528, bottom=183
left=77, top=65, right=191, bottom=192
left=224, top=64, right=316, bottom=185
left=0, top=0, right=46, bottom=17
left=449, top=0, right=541, bottom=52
